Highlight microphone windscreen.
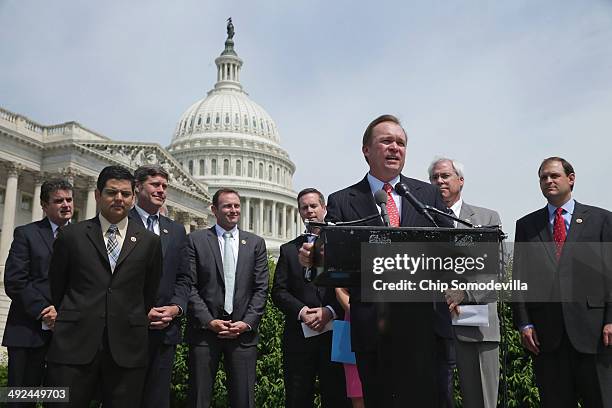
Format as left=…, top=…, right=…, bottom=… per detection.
left=394, top=182, right=408, bottom=195
left=374, top=189, right=388, bottom=205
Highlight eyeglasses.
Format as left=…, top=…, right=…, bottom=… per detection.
left=102, top=188, right=133, bottom=198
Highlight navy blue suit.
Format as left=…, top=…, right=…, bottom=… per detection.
left=129, top=208, right=191, bottom=408
left=2, top=218, right=55, bottom=400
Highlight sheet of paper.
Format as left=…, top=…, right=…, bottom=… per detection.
left=452, top=305, right=490, bottom=327
left=301, top=321, right=333, bottom=338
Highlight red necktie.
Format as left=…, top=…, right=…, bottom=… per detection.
left=553, top=207, right=566, bottom=260
left=383, top=183, right=400, bottom=227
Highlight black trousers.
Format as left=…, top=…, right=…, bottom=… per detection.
left=7, top=344, right=48, bottom=408
left=45, top=338, right=147, bottom=408
left=141, top=332, right=177, bottom=408
left=282, top=336, right=351, bottom=408
left=533, top=331, right=612, bottom=408
left=355, top=327, right=439, bottom=406
left=188, top=341, right=257, bottom=408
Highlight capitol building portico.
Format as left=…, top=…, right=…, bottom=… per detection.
left=168, top=20, right=300, bottom=250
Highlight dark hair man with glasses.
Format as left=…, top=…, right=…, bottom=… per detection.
left=46, top=165, right=162, bottom=406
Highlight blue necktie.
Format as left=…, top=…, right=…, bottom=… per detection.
left=106, top=224, right=120, bottom=272
left=146, top=214, right=158, bottom=234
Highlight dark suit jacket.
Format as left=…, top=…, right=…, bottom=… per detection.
left=46, top=216, right=161, bottom=368
left=186, top=227, right=269, bottom=347
left=129, top=208, right=191, bottom=345
left=512, top=201, right=612, bottom=354
left=271, top=235, right=344, bottom=352
left=325, top=174, right=453, bottom=352
left=2, top=218, right=54, bottom=348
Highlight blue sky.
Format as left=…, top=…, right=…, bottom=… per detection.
left=2, top=0, right=612, bottom=238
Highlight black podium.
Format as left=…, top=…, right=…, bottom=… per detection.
left=309, top=225, right=504, bottom=407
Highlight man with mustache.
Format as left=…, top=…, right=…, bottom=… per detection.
left=46, top=165, right=161, bottom=406
left=130, top=164, right=192, bottom=408
left=299, top=114, right=452, bottom=407
left=3, top=179, right=73, bottom=407
left=272, top=188, right=350, bottom=408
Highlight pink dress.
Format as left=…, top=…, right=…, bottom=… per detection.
left=343, top=310, right=363, bottom=398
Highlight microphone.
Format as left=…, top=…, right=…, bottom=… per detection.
left=374, top=189, right=391, bottom=227
left=394, top=182, right=438, bottom=226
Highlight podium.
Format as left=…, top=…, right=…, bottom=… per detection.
left=309, top=225, right=504, bottom=407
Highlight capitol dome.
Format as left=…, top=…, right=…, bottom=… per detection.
left=167, top=19, right=300, bottom=252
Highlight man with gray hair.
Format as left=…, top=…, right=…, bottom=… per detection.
left=428, top=157, right=501, bottom=408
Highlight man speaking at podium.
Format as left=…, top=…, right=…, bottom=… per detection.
left=299, top=114, right=452, bottom=407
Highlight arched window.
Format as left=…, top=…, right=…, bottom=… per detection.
left=236, top=160, right=242, bottom=176
left=188, top=160, right=194, bottom=175
left=206, top=115, right=211, bottom=124
left=276, top=168, right=280, bottom=183
left=197, top=117, right=202, bottom=125
left=211, top=159, right=217, bottom=175
left=248, top=161, right=253, bottom=177
left=258, top=163, right=264, bottom=179
left=268, top=165, right=273, bottom=182
left=215, top=114, right=220, bottom=124
left=199, top=159, right=205, bottom=176
left=223, top=159, right=229, bottom=175
left=225, top=114, right=230, bottom=124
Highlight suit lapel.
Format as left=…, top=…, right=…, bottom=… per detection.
left=400, top=176, right=420, bottom=227
left=458, top=203, right=475, bottom=226
left=38, top=218, right=54, bottom=252
left=349, top=176, right=382, bottom=225
left=159, top=215, right=170, bottom=258
left=535, top=207, right=557, bottom=265
left=564, top=201, right=586, bottom=244
left=206, top=227, right=225, bottom=284
left=86, top=218, right=111, bottom=270
left=115, top=220, right=141, bottom=270
left=235, top=230, right=249, bottom=283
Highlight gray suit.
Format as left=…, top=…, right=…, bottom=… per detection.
left=186, top=226, right=269, bottom=408
left=453, top=202, right=501, bottom=408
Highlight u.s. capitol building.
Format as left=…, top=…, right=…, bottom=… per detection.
left=0, top=21, right=299, bottom=344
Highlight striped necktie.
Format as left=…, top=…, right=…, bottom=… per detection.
left=106, top=224, right=120, bottom=272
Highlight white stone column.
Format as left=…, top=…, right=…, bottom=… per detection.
left=271, top=202, right=277, bottom=237
left=31, top=174, right=44, bottom=222
left=281, top=204, right=287, bottom=239
left=85, top=177, right=97, bottom=219
left=244, top=197, right=251, bottom=232
left=258, top=199, right=264, bottom=235
left=296, top=206, right=302, bottom=234
left=0, top=163, right=22, bottom=268
left=289, top=207, right=296, bottom=237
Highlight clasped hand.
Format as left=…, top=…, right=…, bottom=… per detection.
left=148, top=305, right=180, bottom=330
left=300, top=307, right=332, bottom=332
left=208, top=319, right=249, bottom=339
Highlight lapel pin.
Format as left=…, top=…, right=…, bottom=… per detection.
left=163, top=229, right=169, bottom=234
left=576, top=218, right=583, bottom=224
left=241, top=239, right=247, bottom=245
left=130, top=236, right=137, bottom=242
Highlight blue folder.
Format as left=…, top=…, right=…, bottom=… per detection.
left=331, top=320, right=356, bottom=364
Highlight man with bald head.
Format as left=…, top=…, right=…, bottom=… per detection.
left=429, top=157, right=501, bottom=408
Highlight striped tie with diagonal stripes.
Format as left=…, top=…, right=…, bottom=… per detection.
left=106, top=224, right=120, bottom=272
